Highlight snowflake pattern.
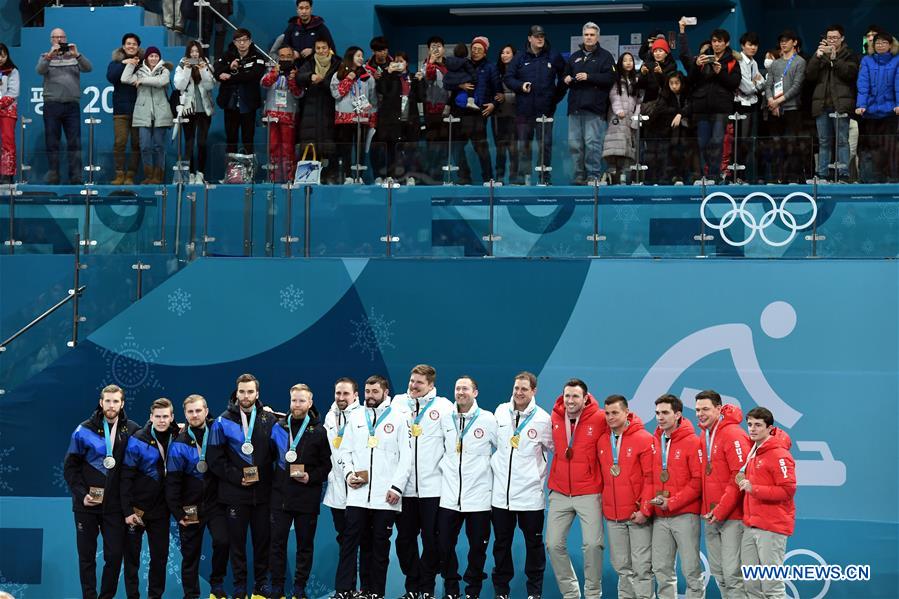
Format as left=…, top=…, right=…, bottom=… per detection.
left=0, top=432, right=19, bottom=493
left=841, top=212, right=856, bottom=227
left=879, top=204, right=899, bottom=222
left=548, top=243, right=576, bottom=257
left=167, top=288, right=192, bottom=317
left=279, top=284, right=305, bottom=313
left=138, top=529, right=182, bottom=579
left=52, top=463, right=68, bottom=493
left=349, top=307, right=396, bottom=361
left=861, top=239, right=875, bottom=254
left=0, top=569, right=28, bottom=598
left=306, top=572, right=335, bottom=599
left=614, top=205, right=639, bottom=224
left=101, top=328, right=165, bottom=411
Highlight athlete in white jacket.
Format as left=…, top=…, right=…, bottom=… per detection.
left=490, top=372, right=554, bottom=599
left=392, top=364, right=454, bottom=599
left=333, top=376, right=411, bottom=599
left=438, top=376, right=498, bottom=599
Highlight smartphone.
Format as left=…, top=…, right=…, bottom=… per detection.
left=389, top=62, right=403, bottom=70
left=278, top=60, right=294, bottom=73
left=58, top=42, right=70, bottom=53
left=187, top=58, right=200, bottom=66
left=683, top=17, right=697, bottom=26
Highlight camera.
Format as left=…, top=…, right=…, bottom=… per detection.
left=58, top=42, right=70, bottom=54
left=278, top=60, right=294, bottom=73
left=389, top=62, right=403, bottom=71
left=187, top=57, right=200, bottom=66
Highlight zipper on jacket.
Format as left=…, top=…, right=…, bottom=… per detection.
left=505, top=412, right=519, bottom=509
left=368, top=407, right=375, bottom=504
left=457, top=415, right=465, bottom=509
left=414, top=401, right=420, bottom=496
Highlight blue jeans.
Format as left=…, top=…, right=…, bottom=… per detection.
left=139, top=126, right=169, bottom=169
left=696, top=114, right=726, bottom=179
left=516, top=115, right=554, bottom=183
left=568, top=112, right=607, bottom=181
left=43, top=101, right=82, bottom=181
left=815, top=111, right=850, bottom=178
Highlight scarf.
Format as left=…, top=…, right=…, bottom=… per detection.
left=314, top=53, right=331, bottom=79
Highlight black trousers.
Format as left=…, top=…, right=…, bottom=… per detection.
left=395, top=495, right=441, bottom=594
left=179, top=507, right=229, bottom=598
left=123, top=514, right=170, bottom=599
left=491, top=507, right=546, bottom=597
left=331, top=507, right=373, bottom=591
left=767, top=109, right=805, bottom=182
left=224, top=109, right=256, bottom=155
left=455, top=112, right=493, bottom=183
left=270, top=509, right=318, bottom=597
left=438, top=507, right=491, bottom=597
left=226, top=503, right=271, bottom=595
left=493, top=115, right=518, bottom=182
left=335, top=506, right=396, bottom=596
left=74, top=511, right=125, bottom=599
left=182, top=112, right=211, bottom=174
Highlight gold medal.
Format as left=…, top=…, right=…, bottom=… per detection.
left=456, top=440, right=462, bottom=453
left=510, top=435, right=520, bottom=448
left=367, top=436, right=378, bottom=448
left=333, top=436, right=342, bottom=449
left=735, top=472, right=746, bottom=484
left=610, top=464, right=621, bottom=477
left=411, top=424, right=423, bottom=437
left=660, top=469, right=669, bottom=482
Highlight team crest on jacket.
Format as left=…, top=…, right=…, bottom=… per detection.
left=429, top=410, right=440, bottom=420
left=527, top=428, right=537, bottom=439
left=474, top=428, right=484, bottom=439
left=675, top=449, right=682, bottom=459
left=384, top=423, right=395, bottom=434
left=586, top=426, right=594, bottom=436
left=626, top=447, right=633, bottom=457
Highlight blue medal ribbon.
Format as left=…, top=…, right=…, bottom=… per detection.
left=411, top=397, right=437, bottom=427
left=366, top=406, right=393, bottom=437
left=102, top=419, right=114, bottom=460
left=242, top=406, right=257, bottom=445
left=289, top=414, right=311, bottom=452
left=187, top=426, right=208, bottom=462
left=512, top=408, right=536, bottom=437
left=454, top=408, right=481, bottom=445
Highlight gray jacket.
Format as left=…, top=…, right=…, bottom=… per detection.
left=121, top=61, right=174, bottom=128
left=36, top=52, right=92, bottom=103
left=764, top=53, right=806, bottom=112
left=603, top=81, right=640, bottom=160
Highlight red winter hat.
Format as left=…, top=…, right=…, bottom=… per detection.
left=651, top=38, right=671, bottom=54
left=472, top=36, right=490, bottom=51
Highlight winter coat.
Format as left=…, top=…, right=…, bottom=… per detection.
left=764, top=53, right=807, bottom=112
left=547, top=393, right=606, bottom=496
left=392, top=389, right=455, bottom=498
left=438, top=402, right=497, bottom=512
left=376, top=71, right=422, bottom=135
left=643, top=417, right=702, bottom=518
left=471, top=58, right=502, bottom=107
left=494, top=74, right=516, bottom=118
left=597, top=413, right=654, bottom=521
left=173, top=59, right=216, bottom=117
left=698, top=404, right=752, bottom=521
left=330, top=68, right=378, bottom=126
left=504, top=42, right=567, bottom=117
left=603, top=79, right=640, bottom=160
left=106, top=48, right=143, bottom=115
left=0, top=67, right=19, bottom=118
left=296, top=54, right=339, bottom=146
left=806, top=44, right=860, bottom=117
left=213, top=44, right=266, bottom=113
left=565, top=44, right=616, bottom=116
left=120, top=421, right=179, bottom=521
left=121, top=60, right=174, bottom=127
left=281, top=15, right=334, bottom=58
left=490, top=397, right=553, bottom=511
left=688, top=47, right=742, bottom=115
left=270, top=411, right=332, bottom=514
left=635, top=53, right=678, bottom=105
left=261, top=66, right=303, bottom=118
left=856, top=51, right=899, bottom=119
left=322, top=399, right=362, bottom=509
left=165, top=420, right=220, bottom=521
left=647, top=88, right=692, bottom=136
left=742, top=428, right=796, bottom=536
left=443, top=55, right=476, bottom=90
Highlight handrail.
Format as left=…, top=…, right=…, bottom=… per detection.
left=0, top=285, right=86, bottom=350
left=195, top=0, right=275, bottom=62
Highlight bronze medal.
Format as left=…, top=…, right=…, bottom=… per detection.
left=610, top=464, right=621, bottom=477
left=706, top=462, right=712, bottom=475
left=660, top=469, right=669, bottom=482
left=565, top=447, right=573, bottom=460
left=735, top=472, right=746, bottom=484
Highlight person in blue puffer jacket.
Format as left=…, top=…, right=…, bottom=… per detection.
left=504, top=24, right=566, bottom=184
left=855, top=30, right=899, bottom=182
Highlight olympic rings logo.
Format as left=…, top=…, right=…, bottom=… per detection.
left=700, top=191, right=818, bottom=247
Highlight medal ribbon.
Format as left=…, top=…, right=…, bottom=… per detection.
left=150, top=427, right=171, bottom=464
left=411, top=397, right=437, bottom=427
left=611, top=431, right=624, bottom=466
left=454, top=408, right=481, bottom=445
left=661, top=434, right=671, bottom=470
left=288, top=414, right=311, bottom=452
left=705, top=416, right=722, bottom=465
left=187, top=426, right=208, bottom=461
left=564, top=414, right=582, bottom=451
left=366, top=406, right=393, bottom=437
left=739, top=438, right=765, bottom=474
left=511, top=407, right=536, bottom=437
left=239, top=406, right=257, bottom=446
left=103, top=418, right=117, bottom=461
left=336, top=411, right=347, bottom=437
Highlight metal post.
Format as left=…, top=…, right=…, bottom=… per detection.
left=201, top=181, right=216, bottom=256
left=174, top=115, right=189, bottom=184
left=67, top=233, right=86, bottom=348
left=630, top=114, right=649, bottom=184
left=481, top=179, right=502, bottom=256
left=694, top=178, right=712, bottom=258
left=535, top=115, right=554, bottom=186
left=4, top=189, right=22, bottom=254
left=379, top=178, right=400, bottom=256
left=243, top=186, right=253, bottom=256
left=83, top=116, right=101, bottom=185
left=265, top=188, right=275, bottom=257
left=174, top=181, right=184, bottom=259
left=727, top=112, right=747, bottom=183
left=131, top=261, right=151, bottom=300
left=280, top=182, right=300, bottom=257
left=153, top=186, right=168, bottom=249
left=804, top=177, right=825, bottom=257
left=350, top=114, right=368, bottom=183
left=586, top=178, right=606, bottom=256
left=79, top=187, right=98, bottom=254
left=186, top=191, right=197, bottom=260
left=442, top=114, right=460, bottom=185
left=828, top=111, right=848, bottom=183
left=195, top=0, right=208, bottom=48
left=261, top=116, right=277, bottom=184
left=18, top=116, right=32, bottom=184
left=304, top=185, right=311, bottom=257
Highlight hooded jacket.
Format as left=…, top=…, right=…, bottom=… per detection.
left=643, top=416, right=702, bottom=518
left=856, top=51, right=899, bottom=119
left=207, top=398, right=278, bottom=506
left=698, top=404, right=752, bottom=521
left=597, top=412, right=654, bottom=521
left=806, top=44, right=860, bottom=117
left=106, top=47, right=144, bottom=114
left=323, top=398, right=362, bottom=509
left=270, top=409, right=332, bottom=514
left=547, top=393, right=606, bottom=496
left=340, top=397, right=413, bottom=511
left=213, top=44, right=266, bottom=113
left=173, top=58, right=216, bottom=117
left=281, top=15, right=334, bottom=58
left=120, top=420, right=179, bottom=520
left=742, top=427, right=796, bottom=536
left=504, top=41, right=567, bottom=118
left=565, top=43, right=616, bottom=116
left=121, top=59, right=174, bottom=128
left=165, top=418, right=219, bottom=521
left=490, top=397, right=553, bottom=511
left=63, top=406, right=140, bottom=513
left=438, top=400, right=498, bottom=512
left=688, top=47, right=742, bottom=115
left=392, top=388, right=455, bottom=498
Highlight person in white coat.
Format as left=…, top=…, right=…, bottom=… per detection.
left=438, top=375, right=498, bottom=599
left=490, top=371, right=553, bottom=599
left=392, top=364, right=454, bottom=599
left=173, top=41, right=215, bottom=185
left=333, top=376, right=411, bottom=599
left=121, top=46, right=173, bottom=184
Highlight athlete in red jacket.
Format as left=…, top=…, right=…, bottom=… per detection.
left=645, top=394, right=703, bottom=599
left=597, top=395, right=654, bottom=599
left=740, top=406, right=796, bottom=599
left=545, top=379, right=606, bottom=599
left=695, top=390, right=752, bottom=599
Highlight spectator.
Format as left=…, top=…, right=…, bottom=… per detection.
left=106, top=33, right=143, bottom=185
left=855, top=30, right=899, bottom=182
left=420, top=36, right=449, bottom=181
left=638, top=37, right=679, bottom=183
left=174, top=41, right=216, bottom=185
left=367, top=36, right=392, bottom=79
left=687, top=28, right=741, bottom=182
left=37, top=28, right=92, bottom=185
left=261, top=47, right=302, bottom=183
left=330, top=46, right=376, bottom=183
left=121, top=46, right=174, bottom=184
left=181, top=0, right=230, bottom=59
left=161, top=0, right=184, bottom=33
left=734, top=31, right=765, bottom=183
left=637, top=37, right=678, bottom=105
left=281, top=0, right=334, bottom=62
left=296, top=38, right=339, bottom=183
left=602, top=52, right=641, bottom=184
left=375, top=51, right=421, bottom=184
left=639, top=29, right=668, bottom=64
left=493, top=45, right=517, bottom=184
left=0, top=44, right=20, bottom=184
left=19, top=0, right=44, bottom=28
left=653, top=71, right=694, bottom=183
left=504, top=25, right=566, bottom=184
left=443, top=43, right=478, bottom=111
left=765, top=30, right=807, bottom=183
left=564, top=22, right=615, bottom=185
left=214, top=28, right=266, bottom=155
left=807, top=24, right=860, bottom=182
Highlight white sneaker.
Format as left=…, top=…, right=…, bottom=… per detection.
left=406, top=177, right=416, bottom=186
left=344, top=178, right=355, bottom=185
left=195, top=171, right=205, bottom=185
left=187, top=172, right=196, bottom=185
left=374, top=177, right=384, bottom=186
left=466, top=97, right=480, bottom=110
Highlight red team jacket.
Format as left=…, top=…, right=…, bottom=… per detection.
left=698, top=404, right=753, bottom=521
left=596, top=412, right=654, bottom=520
left=643, top=417, right=702, bottom=518
left=548, top=393, right=606, bottom=496
left=742, top=427, right=796, bottom=536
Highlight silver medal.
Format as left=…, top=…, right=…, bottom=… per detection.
left=241, top=442, right=254, bottom=455
left=196, top=460, right=208, bottom=473
left=285, top=450, right=297, bottom=463
left=103, top=456, right=116, bottom=469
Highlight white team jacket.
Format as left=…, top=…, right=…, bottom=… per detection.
left=438, top=400, right=497, bottom=512
left=392, top=388, right=454, bottom=498
left=340, top=398, right=412, bottom=512
left=490, top=397, right=554, bottom=511
left=323, top=399, right=362, bottom=510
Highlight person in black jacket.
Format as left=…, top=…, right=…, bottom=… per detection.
left=166, top=394, right=230, bottom=599
left=564, top=22, right=615, bottom=185
left=63, top=384, right=141, bottom=599
left=106, top=33, right=142, bottom=185
left=374, top=52, right=422, bottom=184
left=651, top=72, right=695, bottom=183
left=296, top=38, right=339, bottom=183
left=120, top=398, right=179, bottom=599
left=281, top=0, right=334, bottom=62
left=269, top=384, right=332, bottom=599
left=208, top=373, right=279, bottom=599
left=214, top=28, right=267, bottom=155
left=639, top=38, right=680, bottom=183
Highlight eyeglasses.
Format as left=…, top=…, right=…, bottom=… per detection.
left=234, top=37, right=250, bottom=43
